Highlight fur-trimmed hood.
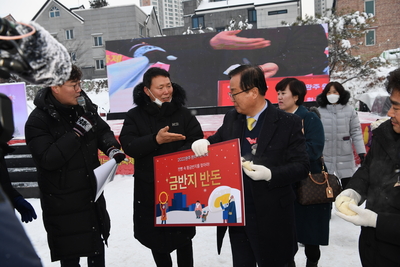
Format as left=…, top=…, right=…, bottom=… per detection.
left=316, top=90, right=350, bottom=107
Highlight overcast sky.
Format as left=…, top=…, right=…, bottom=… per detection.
left=1, top=0, right=141, bottom=22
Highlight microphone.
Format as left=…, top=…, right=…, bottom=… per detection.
left=0, top=19, right=72, bottom=86
left=77, top=96, right=87, bottom=113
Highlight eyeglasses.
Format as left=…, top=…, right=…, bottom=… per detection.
left=228, top=89, right=249, bottom=100
left=65, top=81, right=82, bottom=91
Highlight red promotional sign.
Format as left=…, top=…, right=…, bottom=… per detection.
left=154, top=139, right=245, bottom=226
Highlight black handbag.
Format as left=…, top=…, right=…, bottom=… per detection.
left=296, top=157, right=342, bottom=205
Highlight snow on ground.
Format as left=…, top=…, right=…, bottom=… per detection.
left=22, top=175, right=363, bottom=267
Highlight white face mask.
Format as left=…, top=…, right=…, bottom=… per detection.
left=147, top=88, right=164, bottom=107
left=327, top=94, right=340, bottom=104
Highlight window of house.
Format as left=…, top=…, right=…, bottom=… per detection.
left=268, top=10, right=288, bottom=15
left=365, top=0, right=375, bottom=15
left=49, top=7, right=60, bottom=18
left=248, top=9, right=257, bottom=22
left=139, top=24, right=145, bottom=36
left=192, top=16, right=204, bottom=29
left=365, top=29, right=375, bottom=46
left=93, top=36, right=103, bottom=46
left=95, top=59, right=105, bottom=70
left=65, top=29, right=74, bottom=40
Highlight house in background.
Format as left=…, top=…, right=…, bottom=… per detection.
left=163, top=0, right=332, bottom=36
left=32, top=0, right=162, bottom=79
left=336, top=0, right=400, bottom=61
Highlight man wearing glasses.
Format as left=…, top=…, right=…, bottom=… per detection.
left=25, top=64, right=126, bottom=267
left=192, top=65, right=309, bottom=267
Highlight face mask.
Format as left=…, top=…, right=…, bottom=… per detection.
left=327, top=94, right=340, bottom=104
left=147, top=88, right=164, bottom=107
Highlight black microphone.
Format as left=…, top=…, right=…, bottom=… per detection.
left=77, top=96, right=87, bottom=113
left=0, top=19, right=72, bottom=86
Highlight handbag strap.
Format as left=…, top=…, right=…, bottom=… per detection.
left=308, top=172, right=328, bottom=185
left=320, top=156, right=326, bottom=172
left=308, top=156, right=328, bottom=185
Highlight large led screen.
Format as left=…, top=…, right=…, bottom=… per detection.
left=106, top=24, right=329, bottom=113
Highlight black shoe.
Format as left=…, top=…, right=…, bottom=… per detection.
left=306, top=260, right=318, bottom=267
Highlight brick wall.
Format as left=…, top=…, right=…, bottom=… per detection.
left=336, top=0, right=400, bottom=60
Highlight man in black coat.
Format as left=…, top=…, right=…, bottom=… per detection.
left=25, top=65, right=125, bottom=266
left=335, top=67, right=400, bottom=266
left=192, top=65, right=309, bottom=266
left=119, top=67, right=203, bottom=267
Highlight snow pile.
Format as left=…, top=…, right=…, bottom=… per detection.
left=22, top=175, right=363, bottom=267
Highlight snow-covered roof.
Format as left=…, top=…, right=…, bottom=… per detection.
left=196, top=0, right=296, bottom=12
left=140, top=5, right=155, bottom=15
left=33, top=0, right=84, bottom=23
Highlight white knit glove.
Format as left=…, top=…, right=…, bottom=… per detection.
left=336, top=204, right=377, bottom=228
left=191, top=139, right=210, bottom=157
left=335, top=189, right=362, bottom=215
left=335, top=189, right=361, bottom=206
left=243, top=162, right=271, bottom=181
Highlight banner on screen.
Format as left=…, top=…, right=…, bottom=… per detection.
left=106, top=24, right=329, bottom=113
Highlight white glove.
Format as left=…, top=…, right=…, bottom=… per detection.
left=336, top=189, right=362, bottom=205
left=243, top=162, right=271, bottom=181
left=191, top=139, right=210, bottom=157
left=335, top=189, right=362, bottom=215
left=336, top=204, right=377, bottom=228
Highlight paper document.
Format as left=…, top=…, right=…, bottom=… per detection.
left=94, top=158, right=118, bottom=201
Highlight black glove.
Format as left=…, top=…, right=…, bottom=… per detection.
left=14, top=196, right=37, bottom=223
left=107, top=147, right=126, bottom=163
left=358, top=153, right=365, bottom=165
left=73, top=112, right=95, bottom=137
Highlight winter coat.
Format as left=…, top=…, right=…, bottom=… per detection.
left=119, top=82, right=203, bottom=253
left=347, top=120, right=400, bottom=265
left=317, top=91, right=366, bottom=179
left=208, top=100, right=309, bottom=266
left=293, top=105, right=331, bottom=246
left=25, top=88, right=120, bottom=261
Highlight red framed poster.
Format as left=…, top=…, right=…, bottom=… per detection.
left=154, top=139, right=245, bottom=227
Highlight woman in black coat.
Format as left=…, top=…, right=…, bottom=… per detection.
left=276, top=78, right=330, bottom=267
left=119, top=67, right=203, bottom=266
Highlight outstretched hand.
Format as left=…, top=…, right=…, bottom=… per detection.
left=156, top=126, right=186, bottom=145
left=210, top=30, right=271, bottom=50
left=259, top=63, right=279, bottom=78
